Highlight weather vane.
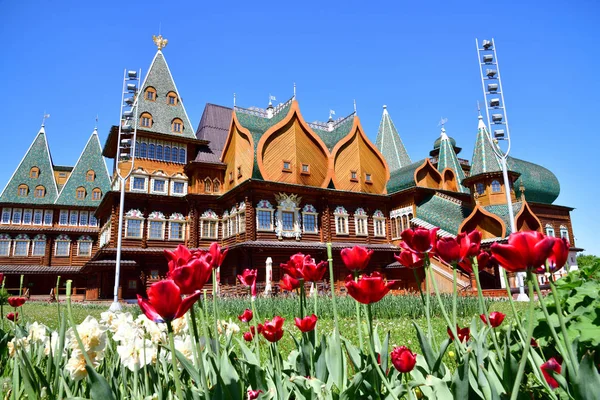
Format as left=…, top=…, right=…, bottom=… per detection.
left=152, top=34, right=168, bottom=50
left=41, top=112, right=50, bottom=126
left=437, top=117, right=448, bottom=129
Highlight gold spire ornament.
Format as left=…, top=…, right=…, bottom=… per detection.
left=152, top=35, right=168, bottom=50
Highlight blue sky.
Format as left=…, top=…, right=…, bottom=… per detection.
left=1, top=0, right=598, bottom=255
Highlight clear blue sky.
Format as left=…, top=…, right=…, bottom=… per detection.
left=1, top=0, right=598, bottom=255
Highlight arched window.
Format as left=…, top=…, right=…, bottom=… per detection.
left=204, top=178, right=212, bottom=193
left=475, top=183, right=485, bottom=195
left=166, top=91, right=178, bottom=105
left=135, top=141, right=140, bottom=157
left=92, top=188, right=102, bottom=200
left=13, top=234, right=30, bottom=256
left=32, top=234, right=46, bottom=256
left=171, top=147, right=178, bottom=162
left=77, top=235, right=93, bottom=256
left=17, top=184, right=28, bottom=197
left=179, top=148, right=186, bottom=164
left=140, top=112, right=153, bottom=128
left=148, top=144, right=155, bottom=159
left=140, top=142, right=148, bottom=158
left=302, top=204, right=318, bottom=233
left=0, top=234, right=10, bottom=256
left=491, top=180, right=501, bottom=193
left=168, top=213, right=185, bottom=241
left=34, top=186, right=45, bottom=198
left=147, top=211, right=166, bottom=240
left=30, top=167, right=40, bottom=179
left=125, top=209, right=144, bottom=238
left=172, top=118, right=183, bottom=133
left=373, top=210, right=386, bottom=237
left=545, top=224, right=555, bottom=238
left=200, top=210, right=218, bottom=239
left=156, top=145, right=163, bottom=160
left=213, top=179, right=220, bottom=193
left=559, top=225, right=569, bottom=241
left=145, top=87, right=156, bottom=101
left=354, top=208, right=368, bottom=236
left=76, top=187, right=86, bottom=200
left=334, top=206, right=349, bottom=235
left=54, top=234, right=71, bottom=257
left=164, top=146, right=171, bottom=162
left=86, top=170, right=95, bottom=182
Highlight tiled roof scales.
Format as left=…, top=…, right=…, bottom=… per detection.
left=437, top=127, right=468, bottom=193
left=375, top=105, right=412, bottom=173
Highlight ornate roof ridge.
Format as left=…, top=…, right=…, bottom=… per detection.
left=234, top=96, right=294, bottom=119
left=307, top=111, right=355, bottom=132
left=434, top=191, right=464, bottom=205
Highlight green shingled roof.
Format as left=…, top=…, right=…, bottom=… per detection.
left=312, top=114, right=355, bottom=152
left=386, top=159, right=424, bottom=194
left=469, top=115, right=501, bottom=177
left=55, top=130, right=111, bottom=207
left=416, top=194, right=472, bottom=235
left=137, top=51, right=195, bottom=138
left=437, top=129, right=468, bottom=193
left=484, top=202, right=523, bottom=236
left=508, top=157, right=560, bottom=204
left=0, top=127, right=58, bottom=204
left=375, top=106, right=412, bottom=172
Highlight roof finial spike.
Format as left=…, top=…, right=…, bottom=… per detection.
left=41, top=112, right=50, bottom=127
left=438, top=117, right=448, bottom=135
left=477, top=101, right=483, bottom=119
left=233, top=93, right=236, bottom=108
left=94, top=114, right=99, bottom=131
left=293, top=82, right=296, bottom=99
left=268, top=94, right=276, bottom=107
left=152, top=34, right=168, bottom=51
left=353, top=99, right=357, bottom=115
left=328, top=109, right=335, bottom=121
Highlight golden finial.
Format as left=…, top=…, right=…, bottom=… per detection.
left=152, top=35, right=168, bottom=51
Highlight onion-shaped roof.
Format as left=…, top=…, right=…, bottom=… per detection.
left=508, top=157, right=560, bottom=204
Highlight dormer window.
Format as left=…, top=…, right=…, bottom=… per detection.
left=350, top=170, right=358, bottom=182
left=213, top=179, right=220, bottom=193
left=172, top=118, right=183, bottom=133
left=301, top=164, right=310, bottom=174
left=365, top=173, right=372, bottom=184
left=145, top=87, right=156, bottom=101
left=86, top=170, right=95, bottom=182
left=475, top=183, right=485, bottom=195
left=34, top=186, right=45, bottom=198
left=76, top=187, right=86, bottom=200
left=17, top=184, right=28, bottom=197
left=167, top=92, right=178, bottom=105
left=491, top=180, right=501, bottom=193
left=204, top=178, right=212, bottom=193
left=282, top=160, right=291, bottom=172
left=30, top=167, right=39, bottom=179
left=141, top=113, right=153, bottom=128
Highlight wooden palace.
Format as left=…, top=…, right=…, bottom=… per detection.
left=0, top=37, right=582, bottom=300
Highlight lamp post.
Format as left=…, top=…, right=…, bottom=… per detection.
left=109, top=69, right=141, bottom=312
left=476, top=38, right=528, bottom=301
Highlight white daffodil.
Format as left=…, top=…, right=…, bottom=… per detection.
left=171, top=316, right=188, bottom=336
left=135, top=314, right=167, bottom=344
left=117, top=338, right=156, bottom=371
left=44, top=331, right=60, bottom=357
left=101, top=311, right=134, bottom=333
left=27, top=321, right=48, bottom=344
left=218, top=319, right=241, bottom=336
left=174, top=335, right=194, bottom=363
left=7, top=337, right=30, bottom=358
left=67, top=316, right=107, bottom=353
left=65, top=349, right=102, bottom=381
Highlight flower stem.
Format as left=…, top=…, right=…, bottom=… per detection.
left=548, top=275, right=578, bottom=378
left=353, top=271, right=364, bottom=350
left=299, top=279, right=306, bottom=319
left=424, top=259, right=434, bottom=343
left=412, top=268, right=426, bottom=310
left=189, top=304, right=209, bottom=395
left=452, top=267, right=458, bottom=329
left=501, top=269, right=526, bottom=336
left=313, top=287, right=318, bottom=340
left=251, top=297, right=261, bottom=361
left=472, top=262, right=502, bottom=361
left=365, top=304, right=399, bottom=400
left=509, top=272, right=535, bottom=400
left=428, top=265, right=465, bottom=352
left=326, top=243, right=340, bottom=336
left=167, top=322, right=185, bottom=400
left=212, top=270, right=220, bottom=360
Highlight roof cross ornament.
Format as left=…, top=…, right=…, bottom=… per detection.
left=353, top=99, right=357, bottom=115
left=293, top=82, right=296, bottom=99
left=437, top=117, right=448, bottom=129
left=41, top=112, right=50, bottom=127
left=152, top=34, right=168, bottom=51
left=329, top=109, right=335, bottom=120
left=95, top=114, right=99, bottom=130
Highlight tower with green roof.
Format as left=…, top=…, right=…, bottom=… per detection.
left=375, top=105, right=411, bottom=173
left=436, top=126, right=468, bottom=193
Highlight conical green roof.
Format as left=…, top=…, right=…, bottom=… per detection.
left=136, top=50, right=195, bottom=138
left=0, top=126, right=58, bottom=204
left=437, top=128, right=468, bottom=193
left=55, top=129, right=111, bottom=206
left=375, top=106, right=411, bottom=172
left=469, top=114, right=501, bottom=176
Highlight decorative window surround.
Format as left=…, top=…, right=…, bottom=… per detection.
left=54, top=234, right=71, bottom=257
left=32, top=234, right=46, bottom=256
left=354, top=208, right=368, bottom=236
left=43, top=210, right=53, bottom=226
left=390, top=206, right=413, bottom=239
left=301, top=204, right=318, bottom=233
left=1, top=208, right=11, bottom=224
left=170, top=177, right=187, bottom=196
left=151, top=172, right=168, bottom=195
left=168, top=213, right=185, bottom=241
left=99, top=221, right=112, bottom=248
left=238, top=202, right=246, bottom=234
left=256, top=200, right=274, bottom=232
left=0, top=234, right=10, bottom=256
left=33, top=210, right=43, bottom=225
left=12, top=208, right=22, bottom=225
left=125, top=209, right=144, bottom=238
left=230, top=206, right=238, bottom=237
left=131, top=171, right=148, bottom=193
left=274, top=193, right=302, bottom=240
left=77, top=235, right=93, bottom=256
left=79, top=211, right=89, bottom=226
left=200, top=210, right=218, bottom=239
left=59, top=210, right=69, bottom=226
left=23, top=209, right=32, bottom=225
left=69, top=211, right=79, bottom=226
left=13, top=234, right=30, bottom=256
left=148, top=211, right=166, bottom=240
left=373, top=210, right=386, bottom=237
left=222, top=210, right=230, bottom=238
left=559, top=225, right=569, bottom=241
left=334, top=206, right=349, bottom=236
left=545, top=224, right=555, bottom=238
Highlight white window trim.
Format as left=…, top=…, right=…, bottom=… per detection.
left=390, top=207, right=413, bottom=239
left=125, top=217, right=144, bottom=239
left=22, top=209, right=33, bottom=225
left=1, top=208, right=11, bottom=225
left=0, top=239, right=11, bottom=256
left=33, top=209, right=43, bottom=226
left=301, top=212, right=318, bottom=233
left=147, top=218, right=166, bottom=240
left=130, top=175, right=148, bottom=193
left=89, top=215, right=98, bottom=227
left=77, top=240, right=93, bottom=257
left=238, top=211, right=246, bottom=234
left=79, top=211, right=89, bottom=226
left=59, top=210, right=69, bottom=226
left=12, top=239, right=30, bottom=256
left=374, top=217, right=386, bottom=237
left=43, top=210, right=53, bottom=226
left=12, top=208, right=23, bottom=225
left=334, top=208, right=349, bottom=236
left=200, top=219, right=218, bottom=239
left=256, top=208, right=274, bottom=232
left=545, top=224, right=555, bottom=238
left=150, top=177, right=168, bottom=195
left=559, top=226, right=570, bottom=241
left=354, top=214, right=368, bottom=237
left=69, top=210, right=79, bottom=226
left=32, top=239, right=46, bottom=256
left=54, top=240, right=71, bottom=257
left=170, top=179, right=188, bottom=196
left=168, top=220, right=185, bottom=241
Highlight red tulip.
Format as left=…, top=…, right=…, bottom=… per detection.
left=390, top=346, right=417, bottom=373
left=394, top=250, right=425, bottom=269
left=164, top=245, right=194, bottom=271
left=6, top=312, right=18, bottom=322
left=490, top=231, right=555, bottom=273
left=345, top=272, right=400, bottom=304
left=238, top=308, right=253, bottom=323
left=341, top=246, right=374, bottom=271
left=537, top=237, right=569, bottom=274
left=243, top=331, right=254, bottom=342
left=279, top=274, right=300, bottom=292
left=261, top=316, right=285, bottom=342
left=530, top=338, right=539, bottom=348
left=208, top=242, right=228, bottom=270
left=480, top=311, right=505, bottom=328
left=0, top=273, right=4, bottom=284
left=280, top=253, right=308, bottom=279
left=294, top=314, right=318, bottom=332
left=247, top=389, right=263, bottom=400
left=302, top=260, right=328, bottom=282
left=400, top=227, right=439, bottom=254
left=137, top=279, right=200, bottom=324
left=447, top=325, right=470, bottom=342
left=281, top=253, right=327, bottom=282
left=8, top=297, right=26, bottom=308
left=436, top=230, right=482, bottom=266
left=237, top=269, right=258, bottom=297
left=541, top=358, right=562, bottom=389
left=168, top=257, right=213, bottom=295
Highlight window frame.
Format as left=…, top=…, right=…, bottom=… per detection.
left=167, top=92, right=178, bottom=105
left=172, top=118, right=183, bottom=133
left=145, top=87, right=156, bottom=101
left=256, top=200, right=274, bottom=232
left=32, top=235, right=46, bottom=256
left=282, top=160, right=292, bottom=172
left=0, top=235, right=10, bottom=256
left=59, top=210, right=69, bottom=226
left=559, top=226, right=570, bottom=241
left=79, top=211, right=89, bottom=226
left=200, top=210, right=219, bottom=239
left=168, top=221, right=185, bottom=241
left=30, top=167, right=40, bottom=179
left=147, top=212, right=166, bottom=240
left=365, top=173, right=373, bottom=184
left=491, top=180, right=502, bottom=193
left=76, top=187, right=86, bottom=200
left=43, top=210, right=53, bottom=226
left=11, top=208, right=22, bottom=225
left=54, top=236, right=71, bottom=257
left=22, top=209, right=33, bottom=225
left=301, top=204, right=319, bottom=234
left=545, top=224, right=555, bottom=238
left=86, top=170, right=95, bottom=182
left=92, top=188, right=102, bottom=200
left=17, top=184, right=28, bottom=197
left=69, top=210, right=79, bottom=226
left=150, top=177, right=168, bottom=195
left=13, top=235, right=30, bottom=257
left=1, top=208, right=11, bottom=224
left=125, top=211, right=144, bottom=239
left=373, top=210, right=386, bottom=238
left=354, top=208, right=368, bottom=237
left=77, top=237, right=93, bottom=257
left=34, top=186, right=45, bottom=198
left=170, top=180, right=187, bottom=196
left=131, top=175, right=148, bottom=192
left=334, top=206, right=349, bottom=236
left=33, top=209, right=43, bottom=225
left=350, top=170, right=358, bottom=182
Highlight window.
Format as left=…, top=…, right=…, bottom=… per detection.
left=1, top=208, right=11, bottom=224
left=256, top=200, right=274, bottom=231
left=354, top=208, right=368, bottom=236
left=213, top=179, right=220, bottom=193
left=32, top=235, right=46, bottom=256
left=282, top=160, right=291, bottom=171
left=373, top=210, right=386, bottom=237
left=69, top=211, right=79, bottom=226
left=204, top=178, right=212, bottom=193
left=172, top=118, right=183, bottom=133
left=169, top=215, right=185, bottom=241
left=229, top=171, right=233, bottom=182
left=131, top=176, right=147, bottom=192
left=334, top=206, right=349, bottom=235
left=54, top=235, right=71, bottom=257
left=145, top=87, right=156, bottom=101
left=301, top=164, right=310, bottom=174
left=282, top=211, right=294, bottom=231
left=167, top=92, right=178, bottom=105
left=164, top=146, right=171, bottom=162
left=172, top=147, right=178, bottom=162
left=76, top=187, right=86, bottom=200
left=148, top=212, right=165, bottom=240
left=365, top=173, right=372, bottom=183
left=350, top=171, right=358, bottom=182
left=302, top=204, right=318, bottom=233
left=475, top=183, right=485, bottom=195
left=237, top=166, right=242, bottom=178
left=135, top=141, right=140, bottom=157
left=152, top=178, right=167, bottom=194
left=77, top=236, right=93, bottom=256
left=30, top=167, right=39, bottom=179
left=238, top=208, right=246, bottom=233
left=43, top=210, right=53, bottom=226
left=89, top=215, right=98, bottom=227
left=545, top=224, right=555, bottom=238
left=491, top=180, right=501, bottom=193
left=200, top=210, right=218, bottom=239
left=140, top=143, right=148, bottom=158
left=148, top=144, right=155, bottom=159
left=0, top=235, right=10, bottom=256
left=156, top=145, right=163, bottom=160
left=12, top=209, right=22, bottom=225
left=13, top=235, right=29, bottom=256
left=221, top=212, right=230, bottom=238
left=59, top=172, right=67, bottom=178
left=172, top=181, right=185, bottom=195
left=33, top=210, right=43, bottom=225
left=79, top=211, right=89, bottom=226
left=18, top=184, right=28, bottom=197
left=128, top=280, right=138, bottom=289
left=179, top=148, right=186, bottom=164
left=92, top=188, right=102, bottom=200
left=559, top=226, right=570, bottom=241
left=34, top=186, right=45, bottom=198
left=86, top=170, right=95, bottom=182
left=23, top=209, right=32, bottom=225
left=125, top=219, right=143, bottom=238
left=59, top=210, right=69, bottom=226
